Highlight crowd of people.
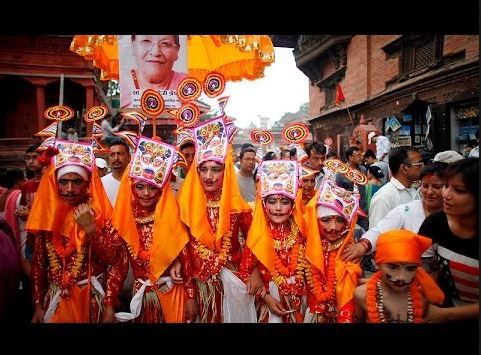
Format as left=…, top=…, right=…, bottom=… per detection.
left=0, top=108, right=478, bottom=325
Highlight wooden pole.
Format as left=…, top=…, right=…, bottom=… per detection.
left=346, top=106, right=354, bottom=126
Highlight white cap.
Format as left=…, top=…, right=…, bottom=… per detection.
left=56, top=165, right=89, bottom=181
left=368, top=131, right=377, bottom=144
left=95, top=157, right=108, bottom=169
left=433, top=150, right=463, bottom=164
left=316, top=205, right=341, bottom=218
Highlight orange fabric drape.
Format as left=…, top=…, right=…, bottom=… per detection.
left=178, top=146, right=251, bottom=251
left=26, top=164, right=112, bottom=252
left=303, top=189, right=361, bottom=309
left=111, top=164, right=189, bottom=284
left=246, top=189, right=305, bottom=278
left=50, top=283, right=90, bottom=323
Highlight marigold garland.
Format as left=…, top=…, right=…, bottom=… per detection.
left=305, top=251, right=338, bottom=303
left=46, top=239, right=87, bottom=295
left=366, top=271, right=424, bottom=323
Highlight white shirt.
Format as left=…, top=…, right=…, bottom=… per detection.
left=468, top=146, right=479, bottom=158
left=376, top=135, right=391, bottom=163
left=101, top=173, right=121, bottom=207
left=362, top=199, right=433, bottom=257
left=368, top=176, right=420, bottom=228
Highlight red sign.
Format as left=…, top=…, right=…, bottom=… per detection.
left=324, top=137, right=333, bottom=146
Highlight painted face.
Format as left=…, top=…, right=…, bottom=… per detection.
left=57, top=172, right=90, bottom=206
left=420, top=174, right=444, bottom=211
left=132, top=35, right=179, bottom=85
left=131, top=181, right=162, bottom=208
left=442, top=174, right=476, bottom=217
left=181, top=146, right=195, bottom=169
left=302, top=176, right=316, bottom=196
left=264, top=194, right=293, bottom=225
left=109, top=144, right=131, bottom=173
left=317, top=215, right=346, bottom=242
left=198, top=161, right=224, bottom=193
left=379, top=262, right=418, bottom=292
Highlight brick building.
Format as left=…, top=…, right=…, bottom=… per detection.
left=272, top=35, right=479, bottom=159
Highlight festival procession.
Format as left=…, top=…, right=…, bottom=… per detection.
left=0, top=35, right=478, bottom=324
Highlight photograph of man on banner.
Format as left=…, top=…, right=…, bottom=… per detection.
left=118, top=35, right=188, bottom=109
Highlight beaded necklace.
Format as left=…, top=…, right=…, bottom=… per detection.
left=366, top=271, right=424, bottom=323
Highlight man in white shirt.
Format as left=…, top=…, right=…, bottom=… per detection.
left=368, top=146, right=422, bottom=228
left=101, top=138, right=131, bottom=207
left=235, top=148, right=257, bottom=205
left=368, top=131, right=391, bottom=164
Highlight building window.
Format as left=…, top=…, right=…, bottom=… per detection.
left=383, top=35, right=443, bottom=85
left=401, top=36, right=442, bottom=75
left=325, top=83, right=336, bottom=107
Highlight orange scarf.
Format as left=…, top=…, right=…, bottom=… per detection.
left=26, top=164, right=112, bottom=252
left=178, top=145, right=251, bottom=250
left=246, top=189, right=305, bottom=278
left=375, top=230, right=444, bottom=305
left=111, top=164, right=189, bottom=284
left=303, top=188, right=361, bottom=309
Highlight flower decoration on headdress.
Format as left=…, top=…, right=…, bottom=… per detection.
left=174, top=72, right=234, bottom=166
left=259, top=160, right=298, bottom=200
left=316, top=179, right=360, bottom=224
left=249, top=129, right=273, bottom=164
left=282, top=122, right=309, bottom=164
left=83, top=105, right=108, bottom=123
left=44, top=105, right=75, bottom=121
left=175, top=127, right=195, bottom=148
left=54, top=139, right=94, bottom=172
left=324, top=159, right=367, bottom=185
left=203, top=71, right=225, bottom=98
left=129, top=137, right=176, bottom=190
left=177, top=77, right=202, bottom=103
left=140, top=89, right=165, bottom=118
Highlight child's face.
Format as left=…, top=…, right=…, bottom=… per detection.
left=379, top=262, right=419, bottom=292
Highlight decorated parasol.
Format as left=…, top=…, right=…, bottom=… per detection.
left=70, top=35, right=275, bottom=83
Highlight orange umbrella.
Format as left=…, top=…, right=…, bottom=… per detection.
left=70, top=35, right=275, bottom=82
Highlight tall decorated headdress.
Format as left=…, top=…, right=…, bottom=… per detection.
left=26, top=105, right=112, bottom=253
left=259, top=160, right=298, bottom=200
left=303, top=176, right=363, bottom=313
left=176, top=72, right=251, bottom=250
left=316, top=179, right=360, bottom=224
left=111, top=90, right=189, bottom=284
left=246, top=126, right=307, bottom=286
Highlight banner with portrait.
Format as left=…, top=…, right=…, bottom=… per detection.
left=118, top=35, right=188, bottom=110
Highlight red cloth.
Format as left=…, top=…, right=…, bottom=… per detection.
left=335, top=84, right=345, bottom=106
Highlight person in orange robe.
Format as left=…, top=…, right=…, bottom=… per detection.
left=28, top=140, right=118, bottom=323
left=176, top=116, right=261, bottom=323
left=92, top=136, right=190, bottom=323
left=239, top=159, right=309, bottom=323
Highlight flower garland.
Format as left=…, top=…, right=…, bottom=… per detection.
left=305, top=251, right=338, bottom=303
left=366, top=271, right=423, bottom=323
left=46, top=239, right=87, bottom=296
left=270, top=220, right=306, bottom=295
left=195, top=231, right=232, bottom=264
